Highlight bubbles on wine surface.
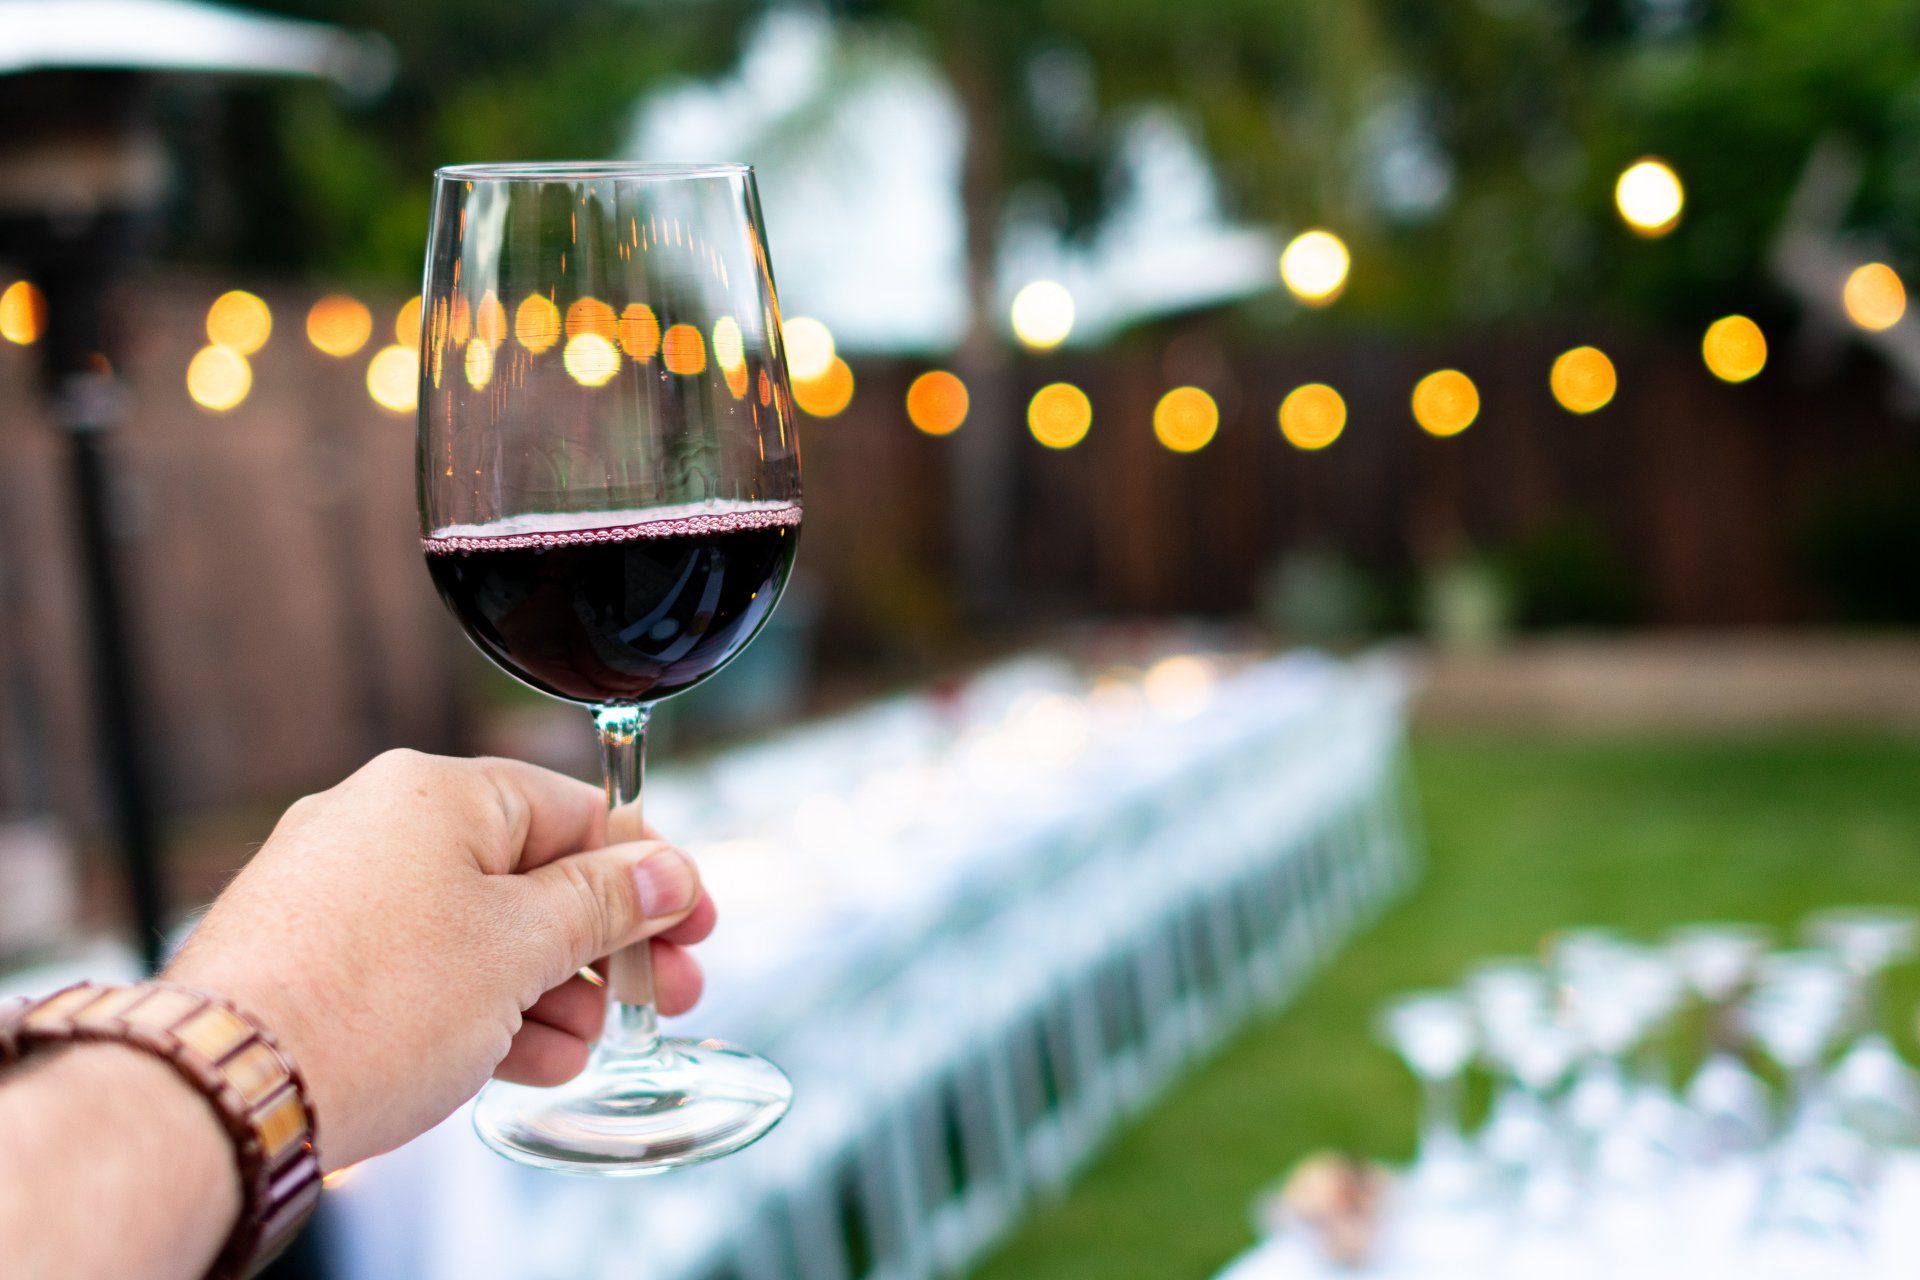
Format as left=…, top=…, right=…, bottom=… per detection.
left=425, top=500, right=802, bottom=553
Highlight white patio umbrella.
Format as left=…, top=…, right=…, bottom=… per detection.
left=0, top=0, right=393, bottom=92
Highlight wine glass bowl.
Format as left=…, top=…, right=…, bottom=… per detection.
left=418, top=161, right=799, bottom=1174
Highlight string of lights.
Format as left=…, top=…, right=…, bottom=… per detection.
left=0, top=157, right=1902, bottom=447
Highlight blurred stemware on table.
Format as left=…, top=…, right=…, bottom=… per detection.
left=1745, top=949, right=1876, bottom=1256
left=1377, top=991, right=1479, bottom=1204
left=1466, top=958, right=1586, bottom=1239
left=1806, top=907, right=1920, bottom=1147
left=1553, top=930, right=1687, bottom=1186
left=1669, top=922, right=1775, bottom=1160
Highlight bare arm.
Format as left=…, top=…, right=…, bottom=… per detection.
left=0, top=750, right=715, bottom=1280
left=0, top=1045, right=237, bottom=1280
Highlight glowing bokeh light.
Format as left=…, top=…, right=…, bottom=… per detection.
left=205, top=290, right=271, bottom=355
left=0, top=280, right=45, bottom=345
left=563, top=333, right=620, bottom=387
left=781, top=316, right=835, bottom=380
left=618, top=303, right=661, bottom=361
left=394, top=295, right=423, bottom=348
left=1278, top=383, right=1347, bottom=450
left=564, top=298, right=617, bottom=341
left=1701, top=315, right=1767, bottom=383
left=1027, top=382, right=1092, bottom=449
left=793, top=357, right=855, bottom=417
left=712, top=316, right=745, bottom=370
left=306, top=295, right=372, bottom=358
left=906, top=370, right=969, bottom=436
left=724, top=361, right=750, bottom=399
left=463, top=339, right=494, bottom=390
left=1143, top=654, right=1214, bottom=719
left=1843, top=263, right=1906, bottom=331
left=1550, top=346, right=1617, bottom=413
left=366, top=344, right=419, bottom=413
left=474, top=292, right=508, bottom=346
left=186, top=344, right=252, bottom=412
left=514, top=295, right=560, bottom=353
left=1279, top=230, right=1350, bottom=305
left=1411, top=369, right=1479, bottom=437
left=1153, top=386, right=1219, bottom=453
left=662, top=323, right=708, bottom=375
left=1615, top=159, right=1684, bottom=236
left=1010, top=280, right=1076, bottom=350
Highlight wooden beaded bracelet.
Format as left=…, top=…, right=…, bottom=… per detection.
left=0, top=981, right=322, bottom=1279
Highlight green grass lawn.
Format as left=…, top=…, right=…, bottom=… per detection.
left=972, top=732, right=1920, bottom=1280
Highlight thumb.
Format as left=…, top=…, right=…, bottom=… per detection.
left=519, top=840, right=700, bottom=976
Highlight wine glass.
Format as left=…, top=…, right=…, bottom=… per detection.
left=417, top=161, right=800, bottom=1173
left=1669, top=924, right=1774, bottom=1159
left=1377, top=992, right=1478, bottom=1195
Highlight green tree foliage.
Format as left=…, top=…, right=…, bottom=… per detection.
left=210, top=0, right=1920, bottom=330
left=855, top=0, right=1920, bottom=330
left=204, top=0, right=755, bottom=278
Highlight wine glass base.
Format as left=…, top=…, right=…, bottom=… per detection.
left=473, top=1038, right=792, bottom=1176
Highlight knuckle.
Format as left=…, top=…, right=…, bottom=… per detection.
left=364, top=747, right=439, bottom=786
left=553, top=857, right=620, bottom=960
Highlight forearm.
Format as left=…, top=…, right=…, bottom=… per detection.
left=0, top=1044, right=239, bottom=1280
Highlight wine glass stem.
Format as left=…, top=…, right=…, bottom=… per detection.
left=595, top=702, right=661, bottom=1058
left=1419, top=1073, right=1464, bottom=1163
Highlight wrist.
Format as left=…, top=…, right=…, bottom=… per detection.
left=163, top=958, right=344, bottom=1162
left=41, top=1041, right=243, bottom=1195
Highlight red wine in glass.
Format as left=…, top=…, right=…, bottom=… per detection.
left=424, top=501, right=801, bottom=706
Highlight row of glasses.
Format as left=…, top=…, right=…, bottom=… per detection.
left=1371, top=907, right=1920, bottom=1271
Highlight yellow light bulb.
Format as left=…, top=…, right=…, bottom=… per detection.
left=1615, top=159, right=1684, bottom=236
left=1278, top=383, right=1346, bottom=450
left=1154, top=386, right=1220, bottom=453
left=306, top=295, right=372, bottom=358
left=1010, top=281, right=1076, bottom=350
left=206, top=290, right=272, bottom=355
left=1550, top=346, right=1617, bottom=414
left=186, top=344, right=252, bottom=412
left=662, top=323, right=708, bottom=376
left=781, top=316, right=835, bottom=380
left=1701, top=315, right=1767, bottom=382
left=563, top=333, right=620, bottom=387
left=794, top=357, right=855, bottom=417
left=0, top=280, right=45, bottom=345
left=1411, top=369, right=1480, bottom=437
left=514, top=295, right=560, bottom=353
left=1843, top=263, right=1906, bottom=331
left=463, top=339, right=495, bottom=390
left=1028, top=382, right=1092, bottom=449
left=564, top=297, right=617, bottom=341
left=1279, top=230, right=1350, bottom=305
left=712, top=316, right=745, bottom=371
left=394, top=295, right=423, bottom=347
left=618, top=304, right=661, bottom=361
left=907, top=370, right=970, bottom=436
left=366, top=344, right=419, bottom=413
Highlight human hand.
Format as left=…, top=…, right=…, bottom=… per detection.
left=165, top=749, right=712, bottom=1171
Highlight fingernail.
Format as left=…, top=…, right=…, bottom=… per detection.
left=633, top=847, right=695, bottom=918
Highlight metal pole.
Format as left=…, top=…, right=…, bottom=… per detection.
left=54, top=367, right=167, bottom=973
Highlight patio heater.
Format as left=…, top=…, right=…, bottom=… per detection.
left=0, top=1, right=391, bottom=972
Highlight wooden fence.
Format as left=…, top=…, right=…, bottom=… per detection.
left=0, top=276, right=1913, bottom=830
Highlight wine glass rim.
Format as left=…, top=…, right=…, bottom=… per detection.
left=436, top=161, right=753, bottom=183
